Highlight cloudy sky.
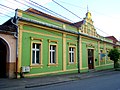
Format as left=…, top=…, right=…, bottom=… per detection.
left=0, top=0, right=120, bottom=40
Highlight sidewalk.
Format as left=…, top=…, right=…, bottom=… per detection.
left=0, top=69, right=119, bottom=90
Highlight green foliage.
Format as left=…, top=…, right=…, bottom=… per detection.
left=108, top=48, right=120, bottom=62
left=108, top=48, right=120, bottom=68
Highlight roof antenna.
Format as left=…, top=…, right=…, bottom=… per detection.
left=87, top=5, right=89, bottom=12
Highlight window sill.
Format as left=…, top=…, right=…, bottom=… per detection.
left=68, top=62, right=76, bottom=65
left=30, top=64, right=43, bottom=68
left=48, top=63, right=58, bottom=66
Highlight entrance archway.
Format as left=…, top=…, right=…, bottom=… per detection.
left=0, top=38, right=9, bottom=78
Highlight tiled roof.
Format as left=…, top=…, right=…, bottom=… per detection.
left=105, top=36, right=118, bottom=43
left=70, top=21, right=84, bottom=28
left=0, top=25, right=16, bottom=32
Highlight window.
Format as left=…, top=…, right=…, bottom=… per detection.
left=48, top=39, right=58, bottom=66
left=50, top=45, right=56, bottom=64
left=69, top=47, right=75, bottom=63
left=32, top=43, right=41, bottom=64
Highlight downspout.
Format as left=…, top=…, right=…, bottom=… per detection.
left=77, top=32, right=80, bottom=73
left=11, top=9, right=19, bottom=78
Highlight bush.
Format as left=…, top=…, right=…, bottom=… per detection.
left=108, top=48, right=120, bottom=68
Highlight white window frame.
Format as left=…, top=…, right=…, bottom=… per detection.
left=48, top=40, right=58, bottom=66
left=30, top=37, right=43, bottom=67
left=50, top=45, right=56, bottom=64
left=32, top=43, right=41, bottom=64
left=69, top=46, right=76, bottom=64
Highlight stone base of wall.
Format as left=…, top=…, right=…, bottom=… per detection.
left=6, top=62, right=16, bottom=78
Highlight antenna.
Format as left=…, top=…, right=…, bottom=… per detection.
left=87, top=5, right=89, bottom=12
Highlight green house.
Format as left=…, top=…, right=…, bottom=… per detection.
left=1, top=8, right=119, bottom=78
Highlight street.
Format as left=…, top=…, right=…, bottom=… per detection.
left=28, top=72, right=120, bottom=90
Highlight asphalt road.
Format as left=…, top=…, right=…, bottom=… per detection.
left=29, top=72, right=120, bottom=90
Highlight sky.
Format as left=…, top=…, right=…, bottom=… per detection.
left=0, top=0, right=120, bottom=40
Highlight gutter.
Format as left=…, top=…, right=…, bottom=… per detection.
left=11, top=9, right=19, bottom=78
left=18, top=17, right=78, bottom=35
left=77, top=34, right=80, bottom=73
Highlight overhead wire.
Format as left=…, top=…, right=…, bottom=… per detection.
left=0, top=4, right=14, bottom=19
left=14, top=0, right=32, bottom=9
left=0, top=3, right=15, bottom=17
left=0, top=0, right=117, bottom=38
left=28, top=0, right=110, bottom=37
left=0, top=3, right=15, bottom=10
left=0, top=6, right=14, bottom=14
left=28, top=0, right=74, bottom=22
left=52, top=0, right=82, bottom=20
left=95, top=27, right=110, bottom=36
left=5, top=0, right=27, bottom=10
left=54, top=0, right=86, bottom=10
left=51, top=0, right=114, bottom=36
left=57, top=0, right=113, bottom=18
left=13, top=0, right=74, bottom=22
left=0, top=12, right=12, bottom=18
left=12, top=0, right=65, bottom=27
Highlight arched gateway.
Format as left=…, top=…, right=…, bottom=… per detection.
left=0, top=38, right=9, bottom=78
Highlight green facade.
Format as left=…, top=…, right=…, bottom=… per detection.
left=17, top=8, right=115, bottom=77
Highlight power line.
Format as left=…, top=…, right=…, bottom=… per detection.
left=14, top=0, right=32, bottom=8
left=26, top=0, right=59, bottom=17
left=29, top=0, right=74, bottom=22
left=0, top=3, right=15, bottom=10
left=0, top=4, right=15, bottom=18
left=52, top=0, right=82, bottom=20
left=51, top=0, right=110, bottom=36
left=56, top=0, right=119, bottom=21
left=0, top=12, right=12, bottom=18
left=13, top=0, right=67, bottom=27
left=14, top=0, right=74, bottom=22
left=55, top=0, right=86, bottom=10
left=1, top=0, right=112, bottom=36
left=6, top=0, right=27, bottom=10
left=55, top=1, right=111, bottom=36
left=95, top=27, right=109, bottom=36
left=0, top=6, right=14, bottom=14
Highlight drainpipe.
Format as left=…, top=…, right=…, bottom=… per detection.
left=11, top=9, right=19, bottom=78
left=77, top=33, right=80, bottom=73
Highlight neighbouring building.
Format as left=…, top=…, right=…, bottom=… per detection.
left=0, top=8, right=120, bottom=78
left=106, top=36, right=120, bottom=49
left=0, top=25, right=16, bottom=78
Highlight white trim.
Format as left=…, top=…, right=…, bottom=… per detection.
left=50, top=45, right=56, bottom=64
left=32, top=43, right=40, bottom=64
left=69, top=47, right=74, bottom=63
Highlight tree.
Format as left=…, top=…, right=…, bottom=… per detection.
left=108, top=48, right=120, bottom=68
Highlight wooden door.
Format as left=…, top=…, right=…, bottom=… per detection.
left=88, top=49, right=94, bottom=69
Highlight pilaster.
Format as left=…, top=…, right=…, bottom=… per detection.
left=62, top=33, right=66, bottom=71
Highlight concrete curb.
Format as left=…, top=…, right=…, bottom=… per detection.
left=25, top=79, right=75, bottom=88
